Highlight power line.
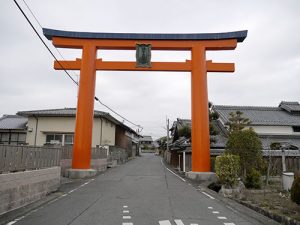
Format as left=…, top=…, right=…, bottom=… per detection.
left=13, top=0, right=142, bottom=129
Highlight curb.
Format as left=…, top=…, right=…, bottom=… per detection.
left=237, top=200, right=300, bottom=225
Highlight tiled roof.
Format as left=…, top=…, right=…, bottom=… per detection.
left=279, top=101, right=300, bottom=113
left=0, top=115, right=27, bottom=130
left=140, top=136, right=153, bottom=142
left=17, top=108, right=108, bottom=117
left=213, top=103, right=300, bottom=126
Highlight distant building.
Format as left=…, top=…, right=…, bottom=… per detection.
left=0, top=115, right=27, bottom=145
left=139, top=135, right=153, bottom=149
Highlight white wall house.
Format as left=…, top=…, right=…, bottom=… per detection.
left=17, top=108, right=123, bottom=147
left=213, top=101, right=300, bottom=149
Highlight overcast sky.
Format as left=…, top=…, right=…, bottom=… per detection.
left=1, top=0, right=300, bottom=139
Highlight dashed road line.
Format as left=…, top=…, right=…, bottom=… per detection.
left=212, top=211, right=219, bottom=214
left=174, top=219, right=184, bottom=225
left=201, top=191, right=215, bottom=199
left=123, top=216, right=131, bottom=219
left=218, top=216, right=227, bottom=220
left=6, top=221, right=17, bottom=225
left=123, top=205, right=128, bottom=208
left=224, top=223, right=235, bottom=225
left=159, top=220, right=172, bottom=225
left=190, top=224, right=198, bottom=225
left=208, top=206, right=213, bottom=209
left=160, top=159, right=186, bottom=182
left=123, top=210, right=129, bottom=213
left=122, top=223, right=133, bottom=225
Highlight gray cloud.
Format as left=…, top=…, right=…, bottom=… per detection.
left=1, top=0, right=299, bottom=139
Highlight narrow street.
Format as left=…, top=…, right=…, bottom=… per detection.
left=10, top=153, right=279, bottom=225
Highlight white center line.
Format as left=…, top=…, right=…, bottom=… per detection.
left=174, top=219, right=184, bottom=225
left=212, top=211, right=220, bottom=214
left=218, top=217, right=227, bottom=220
left=122, top=223, right=133, bottom=225
left=159, top=220, right=172, bottom=225
left=201, top=191, right=215, bottom=199
left=123, top=216, right=131, bottom=219
left=123, top=205, right=128, bottom=208
left=224, top=223, right=235, bottom=225
left=123, top=210, right=129, bottom=213
left=160, top=159, right=186, bottom=182
left=190, top=224, right=198, bottom=225
left=208, top=206, right=213, bottom=209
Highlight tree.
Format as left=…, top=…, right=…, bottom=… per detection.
left=225, top=111, right=250, bottom=133
left=178, top=125, right=191, bottom=138
left=225, top=128, right=263, bottom=178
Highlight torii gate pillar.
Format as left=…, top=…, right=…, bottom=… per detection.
left=43, top=28, right=247, bottom=179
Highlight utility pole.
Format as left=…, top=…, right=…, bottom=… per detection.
left=166, top=116, right=169, bottom=151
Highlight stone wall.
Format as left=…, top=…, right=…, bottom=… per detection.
left=0, top=167, right=60, bottom=215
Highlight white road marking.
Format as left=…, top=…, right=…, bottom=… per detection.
left=15, top=216, right=25, bottom=221
left=224, top=223, right=235, bottom=225
left=123, top=205, right=128, bottom=208
left=190, top=224, right=198, bottom=225
left=201, top=191, right=215, bottom=199
left=208, top=206, right=213, bottom=209
left=123, top=216, right=131, bottom=219
left=123, top=210, right=129, bottom=213
left=69, top=189, right=74, bottom=193
left=174, top=219, right=184, bottom=225
left=212, top=211, right=219, bottom=214
left=6, top=221, right=17, bottom=225
left=160, top=159, right=186, bottom=182
left=122, top=223, right=133, bottom=225
left=226, top=205, right=238, bottom=213
left=61, top=194, right=67, bottom=197
left=159, top=220, right=172, bottom=225
left=218, top=217, right=227, bottom=220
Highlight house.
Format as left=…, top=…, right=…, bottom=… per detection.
left=167, top=101, right=300, bottom=172
left=0, top=108, right=140, bottom=157
left=0, top=115, right=27, bottom=145
left=16, top=108, right=140, bottom=156
left=139, top=135, right=153, bottom=150
left=213, top=101, right=300, bottom=150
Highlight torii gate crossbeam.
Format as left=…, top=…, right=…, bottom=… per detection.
left=43, top=28, right=247, bottom=176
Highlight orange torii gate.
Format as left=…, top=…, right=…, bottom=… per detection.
left=43, top=28, right=247, bottom=178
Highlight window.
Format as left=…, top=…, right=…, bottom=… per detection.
left=0, top=132, right=26, bottom=145
left=46, top=134, right=63, bottom=144
left=65, top=134, right=74, bottom=145
left=293, top=126, right=300, bottom=132
left=45, top=133, right=73, bottom=146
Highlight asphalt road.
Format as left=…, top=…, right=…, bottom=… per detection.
left=7, top=153, right=279, bottom=225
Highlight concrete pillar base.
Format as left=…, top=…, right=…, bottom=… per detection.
left=67, top=169, right=97, bottom=179
left=185, top=171, right=218, bottom=182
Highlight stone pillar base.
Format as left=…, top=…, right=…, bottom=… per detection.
left=185, top=171, right=218, bottom=182
left=67, top=169, right=97, bottom=179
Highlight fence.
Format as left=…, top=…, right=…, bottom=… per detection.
left=0, top=145, right=60, bottom=173
left=108, top=146, right=128, bottom=164
left=0, top=145, right=108, bottom=174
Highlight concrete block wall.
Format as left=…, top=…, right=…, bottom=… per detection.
left=0, top=167, right=60, bottom=215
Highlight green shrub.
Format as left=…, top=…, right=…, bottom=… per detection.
left=245, top=168, right=262, bottom=189
left=291, top=174, right=300, bottom=205
left=215, top=154, right=240, bottom=188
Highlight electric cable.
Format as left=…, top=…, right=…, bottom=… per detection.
left=13, top=0, right=142, bottom=130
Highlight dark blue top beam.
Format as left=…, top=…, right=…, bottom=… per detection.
left=43, top=28, right=247, bottom=43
